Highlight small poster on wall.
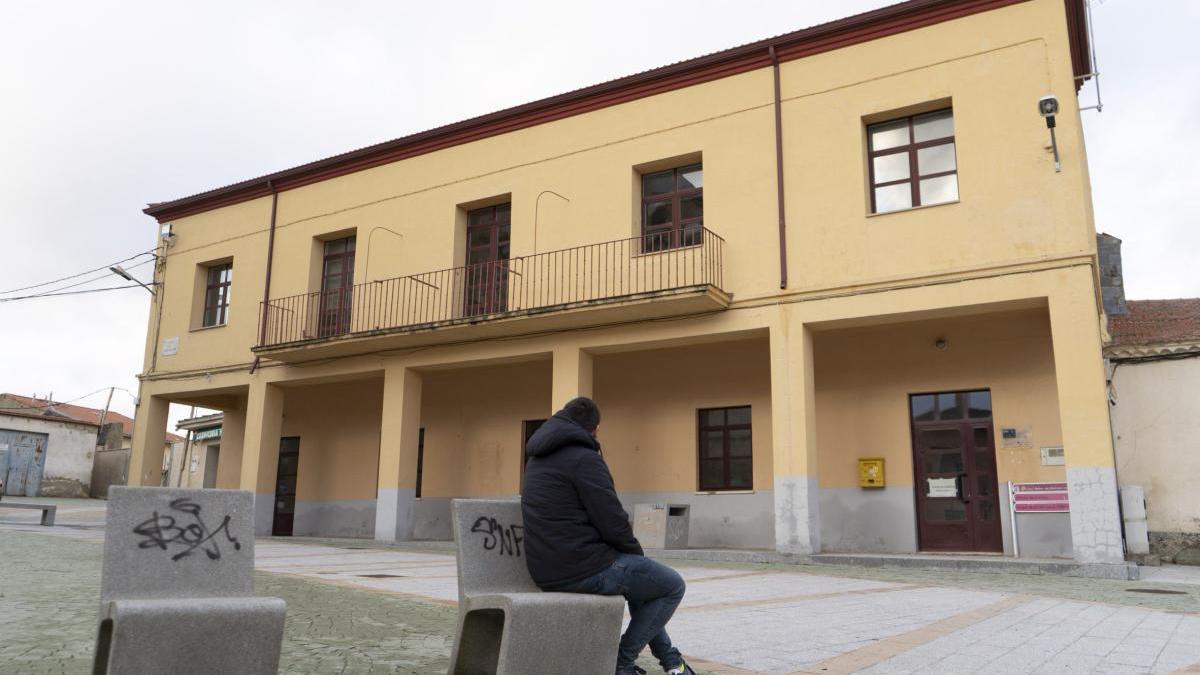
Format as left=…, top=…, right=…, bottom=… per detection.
left=1000, top=426, right=1032, bottom=449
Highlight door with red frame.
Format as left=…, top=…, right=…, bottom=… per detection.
left=910, top=390, right=1003, bottom=553
left=318, top=236, right=355, bottom=337
left=464, top=204, right=511, bottom=316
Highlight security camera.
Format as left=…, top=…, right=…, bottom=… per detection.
left=1038, top=95, right=1062, bottom=172
left=160, top=222, right=177, bottom=248
left=1038, top=95, right=1060, bottom=118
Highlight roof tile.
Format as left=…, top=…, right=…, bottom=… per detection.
left=1108, top=299, right=1200, bottom=347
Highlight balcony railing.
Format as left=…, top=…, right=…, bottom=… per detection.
left=258, top=228, right=725, bottom=348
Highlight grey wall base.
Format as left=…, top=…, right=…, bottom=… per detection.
left=1149, top=531, right=1200, bottom=564
left=1066, top=466, right=1125, bottom=564
left=374, top=487, right=416, bottom=542
left=294, top=499, right=376, bottom=538
left=414, top=497, right=454, bottom=541
left=254, top=492, right=274, bottom=537
left=619, top=490, right=774, bottom=549
left=819, top=487, right=917, bottom=554
left=283, top=483, right=1080, bottom=563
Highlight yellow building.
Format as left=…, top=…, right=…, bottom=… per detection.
left=129, top=0, right=1125, bottom=565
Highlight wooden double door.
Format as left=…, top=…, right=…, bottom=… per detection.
left=910, top=390, right=1003, bottom=553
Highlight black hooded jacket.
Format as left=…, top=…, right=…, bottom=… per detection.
left=521, top=412, right=643, bottom=589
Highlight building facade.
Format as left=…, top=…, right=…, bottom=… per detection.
left=128, top=0, right=1125, bottom=564
left=167, top=413, right=224, bottom=490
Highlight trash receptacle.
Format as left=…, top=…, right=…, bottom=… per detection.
left=633, top=503, right=690, bottom=549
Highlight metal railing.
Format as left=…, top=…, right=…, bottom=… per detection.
left=258, top=227, right=725, bottom=348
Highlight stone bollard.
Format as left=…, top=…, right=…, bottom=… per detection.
left=92, top=486, right=286, bottom=675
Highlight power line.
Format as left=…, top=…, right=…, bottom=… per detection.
left=0, top=249, right=157, bottom=295
left=0, top=284, right=146, bottom=302
left=17, top=258, right=157, bottom=298
left=1, top=388, right=115, bottom=411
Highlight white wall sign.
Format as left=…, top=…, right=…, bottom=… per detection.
left=926, top=477, right=959, bottom=498
left=1040, top=446, right=1065, bottom=466
left=161, top=337, right=179, bottom=356
left=1000, top=426, right=1032, bottom=449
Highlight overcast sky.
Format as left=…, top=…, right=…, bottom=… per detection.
left=0, top=0, right=1195, bottom=430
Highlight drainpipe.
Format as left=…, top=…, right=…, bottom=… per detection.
left=770, top=45, right=789, bottom=290
left=250, top=180, right=279, bottom=374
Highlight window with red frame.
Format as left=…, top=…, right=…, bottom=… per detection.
left=641, top=163, right=702, bottom=252
left=868, top=109, right=958, bottom=214
left=202, top=263, right=232, bottom=327
left=697, top=405, right=752, bottom=491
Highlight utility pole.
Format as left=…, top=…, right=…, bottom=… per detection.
left=97, top=387, right=115, bottom=437
left=175, top=406, right=196, bottom=487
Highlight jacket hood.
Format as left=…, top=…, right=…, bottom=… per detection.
left=526, top=412, right=599, bottom=458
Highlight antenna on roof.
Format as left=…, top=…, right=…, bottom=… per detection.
left=1077, top=0, right=1103, bottom=112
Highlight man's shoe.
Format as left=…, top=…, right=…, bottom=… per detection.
left=665, top=662, right=695, bottom=675
left=615, top=666, right=646, bottom=675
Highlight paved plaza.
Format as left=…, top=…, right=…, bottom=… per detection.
left=2, top=499, right=1199, bottom=674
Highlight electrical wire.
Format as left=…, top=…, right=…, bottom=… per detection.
left=0, top=249, right=157, bottom=295
left=0, top=284, right=145, bottom=302
left=11, top=258, right=157, bottom=298
left=2, top=388, right=116, bottom=410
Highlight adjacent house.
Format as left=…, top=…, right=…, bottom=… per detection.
left=128, top=0, right=1125, bottom=567
left=0, top=393, right=183, bottom=497
left=1106, top=298, right=1200, bottom=564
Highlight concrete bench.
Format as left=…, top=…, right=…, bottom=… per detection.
left=448, top=499, right=625, bottom=675
left=0, top=502, right=56, bottom=525
left=92, top=487, right=286, bottom=675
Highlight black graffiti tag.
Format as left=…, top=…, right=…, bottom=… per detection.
left=470, top=516, right=524, bottom=557
left=132, top=498, right=242, bottom=562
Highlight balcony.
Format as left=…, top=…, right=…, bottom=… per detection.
left=255, top=228, right=729, bottom=362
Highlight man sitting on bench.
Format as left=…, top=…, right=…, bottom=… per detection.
left=522, top=397, right=695, bottom=675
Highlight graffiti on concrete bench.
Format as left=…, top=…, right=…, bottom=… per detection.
left=132, top=497, right=242, bottom=562
left=470, top=516, right=524, bottom=557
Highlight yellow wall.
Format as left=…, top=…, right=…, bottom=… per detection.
left=280, top=379, right=383, bottom=503
left=595, top=339, right=773, bottom=492
left=140, top=0, right=1096, bottom=380
left=815, top=307, right=1064, bottom=489
left=419, top=361, right=552, bottom=498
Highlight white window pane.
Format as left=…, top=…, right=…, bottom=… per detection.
left=869, top=119, right=909, bottom=151
left=873, top=152, right=910, bottom=183
left=678, top=166, right=703, bottom=190
left=874, top=184, right=912, bottom=213
left=919, top=175, right=959, bottom=205
left=917, top=143, right=956, bottom=175
left=914, top=110, right=954, bottom=142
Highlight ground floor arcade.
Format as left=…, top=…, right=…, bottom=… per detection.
left=128, top=264, right=1126, bottom=566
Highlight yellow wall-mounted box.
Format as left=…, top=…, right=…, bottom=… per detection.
left=859, top=458, right=885, bottom=488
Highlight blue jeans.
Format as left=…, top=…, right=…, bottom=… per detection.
left=557, top=554, right=686, bottom=671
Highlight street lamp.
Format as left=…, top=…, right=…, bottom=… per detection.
left=109, top=265, right=156, bottom=295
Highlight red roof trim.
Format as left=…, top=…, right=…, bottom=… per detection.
left=145, top=0, right=1040, bottom=222
left=1063, top=0, right=1092, bottom=92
